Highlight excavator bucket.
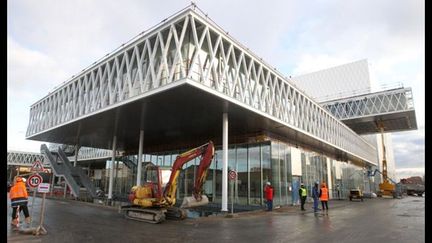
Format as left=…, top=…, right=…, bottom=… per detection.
left=180, top=195, right=209, bottom=208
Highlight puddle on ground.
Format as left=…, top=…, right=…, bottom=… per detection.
left=186, top=209, right=222, bottom=218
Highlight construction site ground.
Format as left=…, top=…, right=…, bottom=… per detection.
left=7, top=195, right=424, bottom=243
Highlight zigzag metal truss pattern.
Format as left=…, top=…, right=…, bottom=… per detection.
left=48, top=143, right=114, bottom=161
left=72, top=147, right=113, bottom=161
left=26, top=7, right=376, bottom=163
left=7, top=151, right=48, bottom=167
left=320, top=88, right=415, bottom=120
left=7, top=147, right=113, bottom=167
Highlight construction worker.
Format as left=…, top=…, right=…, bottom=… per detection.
left=336, top=184, right=341, bottom=200
left=312, top=181, right=320, bottom=213
left=299, top=183, right=307, bottom=211
left=319, top=182, right=329, bottom=211
left=264, top=182, right=274, bottom=211
left=9, top=176, right=31, bottom=227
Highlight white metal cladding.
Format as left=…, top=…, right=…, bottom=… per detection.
left=71, top=147, right=113, bottom=161
left=26, top=6, right=376, bottom=163
left=292, top=59, right=371, bottom=103
left=320, top=88, right=415, bottom=120
left=7, top=151, right=48, bottom=167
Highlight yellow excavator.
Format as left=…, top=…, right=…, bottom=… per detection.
left=121, top=141, right=214, bottom=223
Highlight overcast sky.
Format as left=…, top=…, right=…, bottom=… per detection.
left=7, top=0, right=424, bottom=181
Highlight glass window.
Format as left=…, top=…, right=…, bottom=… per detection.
left=280, top=143, right=288, bottom=205
left=249, top=144, right=261, bottom=205
left=285, top=145, right=292, bottom=205
left=271, top=142, right=281, bottom=206
left=164, top=154, right=171, bottom=166
left=213, top=148, right=223, bottom=203
left=183, top=159, right=196, bottom=197
left=236, top=145, right=248, bottom=205
left=262, top=143, right=271, bottom=205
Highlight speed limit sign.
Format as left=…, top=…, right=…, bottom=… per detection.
left=28, top=173, right=43, bottom=188
left=229, top=170, right=237, bottom=180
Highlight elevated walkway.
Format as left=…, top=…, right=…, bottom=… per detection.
left=320, top=87, right=417, bottom=134
left=41, top=144, right=97, bottom=198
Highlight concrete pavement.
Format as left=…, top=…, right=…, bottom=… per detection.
left=7, top=195, right=425, bottom=243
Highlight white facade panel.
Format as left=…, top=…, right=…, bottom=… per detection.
left=292, top=59, right=371, bottom=102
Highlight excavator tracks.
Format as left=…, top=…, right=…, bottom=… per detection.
left=165, top=207, right=187, bottom=220
left=121, top=206, right=167, bottom=224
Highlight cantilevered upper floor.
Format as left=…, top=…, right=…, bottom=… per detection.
left=26, top=4, right=377, bottom=165
left=320, top=87, right=417, bottom=135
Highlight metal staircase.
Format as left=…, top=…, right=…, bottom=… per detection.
left=122, top=156, right=137, bottom=170
left=41, top=144, right=97, bottom=198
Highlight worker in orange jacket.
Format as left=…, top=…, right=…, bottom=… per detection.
left=319, top=182, right=329, bottom=211
left=9, top=176, right=31, bottom=227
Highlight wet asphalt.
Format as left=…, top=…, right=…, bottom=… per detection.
left=7, top=195, right=425, bottom=243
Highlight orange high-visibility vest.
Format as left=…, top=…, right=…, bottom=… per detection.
left=9, top=182, right=28, bottom=199
left=320, top=187, right=328, bottom=201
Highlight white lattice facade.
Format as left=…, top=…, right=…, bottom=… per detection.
left=48, top=143, right=114, bottom=161
left=26, top=6, right=376, bottom=164
left=7, top=151, right=48, bottom=167
left=320, top=88, right=415, bottom=120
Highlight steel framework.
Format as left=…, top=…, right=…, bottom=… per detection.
left=321, top=88, right=415, bottom=120
left=48, top=143, right=114, bottom=161
left=26, top=5, right=376, bottom=164
left=7, top=150, right=48, bottom=167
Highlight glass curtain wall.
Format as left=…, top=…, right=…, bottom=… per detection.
left=249, top=144, right=261, bottom=205
left=301, top=151, right=328, bottom=199
left=271, top=142, right=281, bottom=206
left=236, top=145, right=248, bottom=204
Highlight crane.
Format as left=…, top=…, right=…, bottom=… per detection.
left=121, top=141, right=214, bottom=223
left=370, top=121, right=397, bottom=198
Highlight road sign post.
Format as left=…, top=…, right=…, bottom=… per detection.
left=30, top=189, right=36, bottom=228
left=28, top=173, right=43, bottom=229
left=34, top=183, right=50, bottom=235
left=229, top=170, right=237, bottom=215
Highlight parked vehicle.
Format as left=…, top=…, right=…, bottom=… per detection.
left=349, top=189, right=364, bottom=201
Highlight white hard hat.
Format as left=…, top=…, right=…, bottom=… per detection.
left=266, top=182, right=271, bottom=185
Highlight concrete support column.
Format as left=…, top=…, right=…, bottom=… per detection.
left=136, top=130, right=144, bottom=186
left=63, top=177, right=67, bottom=199
left=221, top=113, right=228, bottom=212
left=108, top=135, right=117, bottom=201
left=326, top=158, right=332, bottom=199
left=73, top=144, right=79, bottom=167
left=50, top=174, right=55, bottom=197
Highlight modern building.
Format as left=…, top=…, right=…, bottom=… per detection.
left=24, top=4, right=416, bottom=210
left=292, top=59, right=398, bottom=190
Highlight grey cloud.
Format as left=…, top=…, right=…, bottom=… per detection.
left=391, top=130, right=424, bottom=169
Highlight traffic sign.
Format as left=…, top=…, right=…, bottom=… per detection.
left=31, top=160, right=45, bottom=172
left=38, top=183, right=50, bottom=193
left=28, top=174, right=43, bottom=188
left=229, top=170, right=237, bottom=180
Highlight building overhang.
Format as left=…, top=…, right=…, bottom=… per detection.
left=27, top=79, right=376, bottom=166
left=340, top=110, right=417, bottom=135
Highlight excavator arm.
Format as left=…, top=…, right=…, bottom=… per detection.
left=163, top=141, right=214, bottom=206
left=192, top=142, right=215, bottom=201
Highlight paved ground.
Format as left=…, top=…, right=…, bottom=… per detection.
left=7, top=195, right=424, bottom=243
